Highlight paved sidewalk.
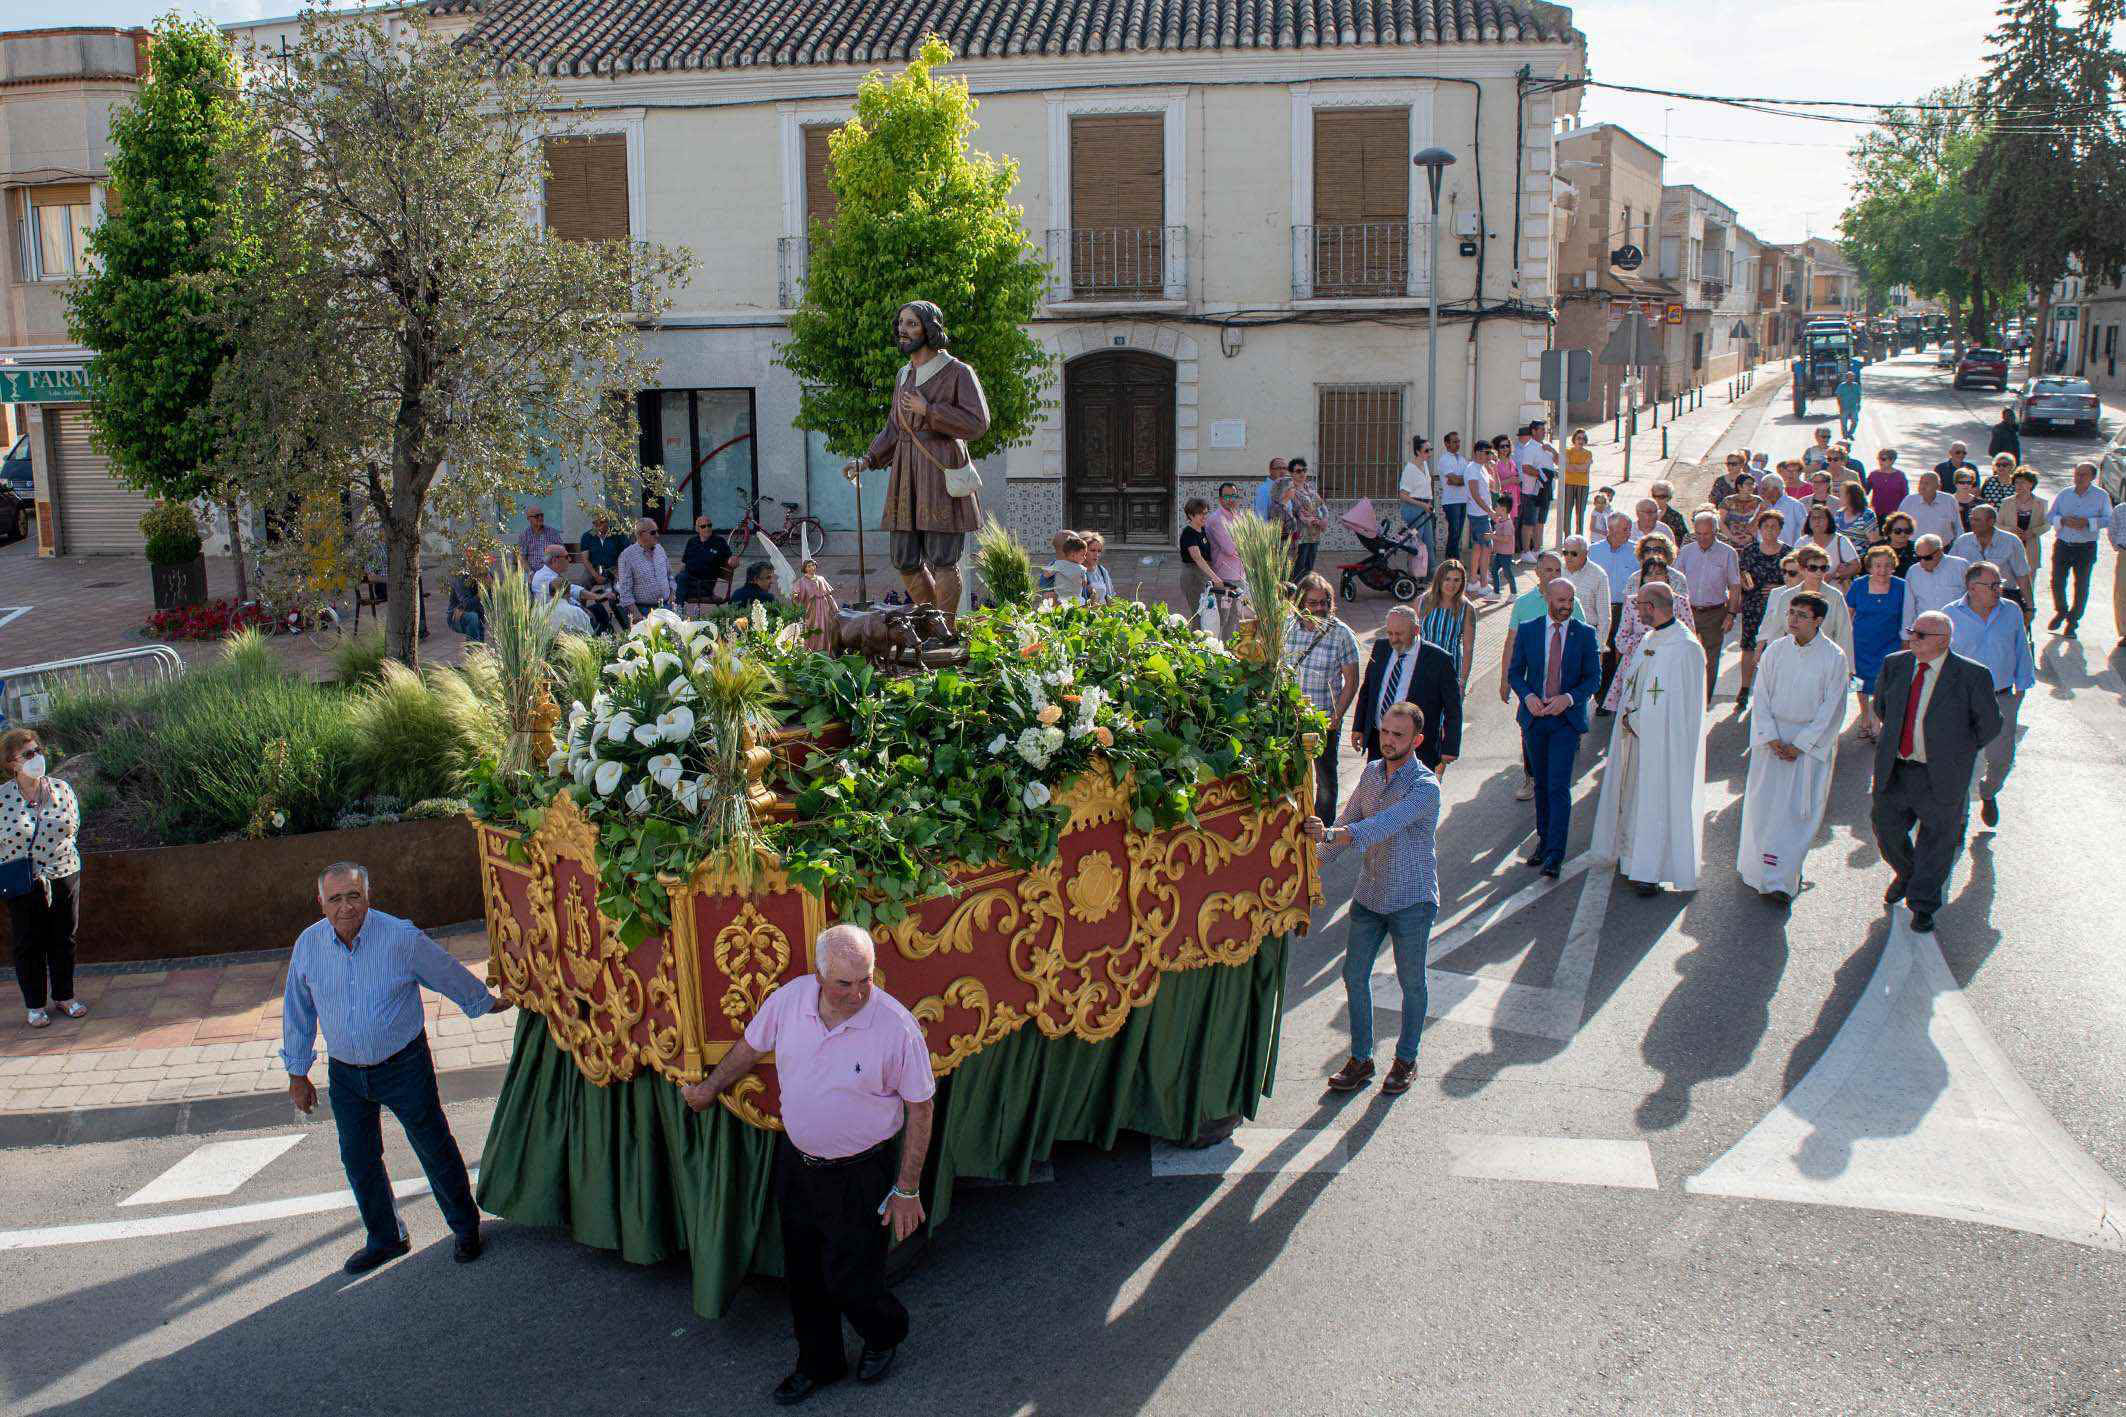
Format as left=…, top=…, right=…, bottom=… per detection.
left=0, top=922, right=512, bottom=1121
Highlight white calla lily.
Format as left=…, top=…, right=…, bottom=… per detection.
left=604, top=713, right=637, bottom=744
left=670, top=678, right=698, bottom=703
left=646, top=753, right=684, bottom=789
left=1022, top=780, right=1053, bottom=809
left=624, top=780, right=652, bottom=814
left=545, top=747, right=568, bottom=776
left=651, top=650, right=682, bottom=677
left=593, top=759, right=625, bottom=796
left=632, top=721, right=663, bottom=747
left=656, top=706, right=695, bottom=743
left=673, top=775, right=703, bottom=812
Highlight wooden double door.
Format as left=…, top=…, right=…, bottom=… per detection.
left=1065, top=351, right=1175, bottom=544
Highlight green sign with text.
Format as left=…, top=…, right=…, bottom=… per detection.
left=0, top=366, right=92, bottom=403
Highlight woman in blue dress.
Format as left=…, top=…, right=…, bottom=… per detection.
left=1845, top=543, right=1916, bottom=741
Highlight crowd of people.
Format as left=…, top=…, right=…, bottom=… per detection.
left=1295, top=419, right=2123, bottom=1094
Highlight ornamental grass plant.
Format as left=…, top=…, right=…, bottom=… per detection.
left=478, top=552, right=560, bottom=777
left=973, top=514, right=1037, bottom=607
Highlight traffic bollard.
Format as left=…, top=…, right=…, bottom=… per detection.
left=1661, top=426, right=1669, bottom=458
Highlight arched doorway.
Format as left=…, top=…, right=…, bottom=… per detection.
left=1064, top=350, right=1175, bottom=543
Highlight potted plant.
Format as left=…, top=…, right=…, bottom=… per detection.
left=141, top=501, right=208, bottom=610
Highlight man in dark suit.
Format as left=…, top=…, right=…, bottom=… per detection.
left=1870, top=611, right=2003, bottom=933
left=1508, top=578, right=1602, bottom=877
left=1351, top=606, right=1463, bottom=774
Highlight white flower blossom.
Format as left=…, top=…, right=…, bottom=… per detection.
left=602, top=660, right=631, bottom=679
left=988, top=733, right=1010, bottom=755
left=545, top=747, right=568, bottom=776
left=673, top=775, right=704, bottom=812
left=651, top=650, right=683, bottom=678
left=567, top=702, right=588, bottom=733
left=572, top=754, right=598, bottom=789
left=591, top=691, right=612, bottom=717
left=750, top=600, right=769, bottom=633
left=646, top=753, right=683, bottom=789
left=631, top=721, right=663, bottom=747
left=270, top=810, right=286, bottom=830
left=593, top=759, right=625, bottom=797
left=643, top=606, right=684, bottom=636
left=624, top=780, right=652, bottom=814
left=670, top=678, right=698, bottom=703
left=655, top=706, right=695, bottom=743
left=604, top=713, right=637, bottom=744
left=1022, top=781, right=1052, bottom=809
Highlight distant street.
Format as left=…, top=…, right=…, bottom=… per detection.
left=4, top=351, right=2125, bottom=1415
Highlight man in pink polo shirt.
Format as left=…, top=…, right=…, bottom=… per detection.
left=681, top=924, right=934, bottom=1405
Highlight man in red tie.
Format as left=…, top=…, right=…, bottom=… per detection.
left=1507, top=578, right=1602, bottom=877
left=1868, top=611, right=2003, bottom=932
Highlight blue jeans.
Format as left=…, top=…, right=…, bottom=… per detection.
left=1839, top=408, right=1859, bottom=438
left=1523, top=715, right=1584, bottom=868
left=1344, top=900, right=1438, bottom=1063
left=1442, top=503, right=1467, bottom=562
left=327, top=1033, right=481, bottom=1247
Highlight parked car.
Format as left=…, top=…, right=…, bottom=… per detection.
left=1953, top=347, right=2010, bottom=390
left=2100, top=425, right=2126, bottom=503
left=1934, top=345, right=1958, bottom=368
left=0, top=482, right=23, bottom=544
left=0, top=435, right=31, bottom=543
left=2016, top=376, right=2103, bottom=436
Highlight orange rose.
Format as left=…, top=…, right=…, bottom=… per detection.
left=1094, top=725, right=1114, bottom=747
left=1019, top=642, right=1046, bottom=658
left=1036, top=704, right=1063, bottom=726
left=1061, top=693, right=1081, bottom=705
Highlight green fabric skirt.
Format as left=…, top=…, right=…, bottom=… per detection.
left=476, top=933, right=1289, bottom=1316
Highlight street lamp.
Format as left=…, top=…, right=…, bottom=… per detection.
left=1413, top=147, right=1456, bottom=516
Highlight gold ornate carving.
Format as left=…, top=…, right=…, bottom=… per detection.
left=712, top=902, right=792, bottom=1026
left=910, top=976, right=1032, bottom=1071
left=1064, top=850, right=1124, bottom=924
left=717, top=1073, right=783, bottom=1132
left=1055, top=763, right=1131, bottom=832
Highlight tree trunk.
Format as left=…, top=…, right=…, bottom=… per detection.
left=386, top=510, right=423, bottom=666
left=222, top=496, right=248, bottom=603
left=2032, top=283, right=2053, bottom=377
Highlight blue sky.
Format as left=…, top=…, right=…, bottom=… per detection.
left=10, top=0, right=2008, bottom=244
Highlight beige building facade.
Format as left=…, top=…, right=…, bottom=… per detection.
left=224, top=1, right=1586, bottom=556
left=1549, top=120, right=1671, bottom=425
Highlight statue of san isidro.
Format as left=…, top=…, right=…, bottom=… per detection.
left=843, top=301, right=989, bottom=632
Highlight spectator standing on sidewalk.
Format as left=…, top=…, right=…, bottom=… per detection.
left=1311, top=702, right=1442, bottom=1098
left=2047, top=461, right=2113, bottom=638
left=1559, top=430, right=1594, bottom=536
left=1987, top=405, right=2021, bottom=463
left=1398, top=435, right=1435, bottom=552
left=2, top=728, right=84, bottom=1030
left=1286, top=460, right=1329, bottom=578
left=1436, top=432, right=1471, bottom=560
left=283, top=863, right=509, bottom=1274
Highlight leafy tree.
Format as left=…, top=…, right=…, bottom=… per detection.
left=1968, top=0, right=2126, bottom=355
left=203, top=12, right=689, bottom=664
left=1840, top=87, right=1990, bottom=343
left=778, top=37, right=1052, bottom=460
left=68, top=14, right=263, bottom=599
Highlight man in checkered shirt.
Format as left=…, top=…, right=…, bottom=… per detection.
left=1281, top=572, right=1360, bottom=821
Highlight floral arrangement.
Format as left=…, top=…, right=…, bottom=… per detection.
left=145, top=597, right=273, bottom=640
left=482, top=596, right=1322, bottom=931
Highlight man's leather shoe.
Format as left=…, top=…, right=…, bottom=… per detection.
left=1630, top=878, right=1661, bottom=897
left=1884, top=878, right=1906, bottom=907
left=1540, top=862, right=1561, bottom=879
left=1382, top=1058, right=1416, bottom=1095
left=343, top=1236, right=410, bottom=1275
left=453, top=1226, right=483, bottom=1264
left=1327, top=1057, right=1375, bottom=1092
left=857, top=1346, right=897, bottom=1384
left=1523, top=853, right=1545, bottom=869
left=1910, top=910, right=1936, bottom=934
left=772, top=1372, right=841, bottom=1406
left=1980, top=796, right=1999, bottom=828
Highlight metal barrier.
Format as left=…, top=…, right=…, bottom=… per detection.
left=0, top=645, right=185, bottom=727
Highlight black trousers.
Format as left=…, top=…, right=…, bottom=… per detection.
left=6, top=871, right=79, bottom=1010
left=1870, top=760, right=1968, bottom=916
left=327, top=1033, right=481, bottom=1247
left=1313, top=730, right=1341, bottom=823
left=2051, top=540, right=2098, bottom=627
left=775, top=1136, right=910, bottom=1380
left=1597, top=604, right=1625, bottom=704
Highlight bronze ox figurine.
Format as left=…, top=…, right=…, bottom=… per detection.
left=826, top=603, right=955, bottom=670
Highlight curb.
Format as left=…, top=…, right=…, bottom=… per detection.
left=0, top=1061, right=509, bottom=1151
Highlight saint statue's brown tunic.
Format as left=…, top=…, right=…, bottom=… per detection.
left=862, top=353, right=989, bottom=535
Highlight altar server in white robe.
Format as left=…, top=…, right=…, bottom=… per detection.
left=1761, top=544, right=1854, bottom=669
left=1737, top=593, right=1850, bottom=906
left=1590, top=580, right=1708, bottom=896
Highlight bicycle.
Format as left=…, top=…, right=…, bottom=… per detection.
left=730, top=496, right=829, bottom=559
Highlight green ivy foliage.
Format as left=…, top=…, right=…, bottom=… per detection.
left=777, top=36, right=1053, bottom=461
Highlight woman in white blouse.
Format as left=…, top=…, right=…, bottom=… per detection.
left=1, top=729, right=86, bottom=1029
left=1799, top=503, right=1861, bottom=585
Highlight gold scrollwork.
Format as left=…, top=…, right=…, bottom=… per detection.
left=1063, top=849, right=1124, bottom=924
left=712, top=901, right=793, bottom=1026
left=911, top=976, right=1033, bottom=1071
left=717, top=1073, right=783, bottom=1132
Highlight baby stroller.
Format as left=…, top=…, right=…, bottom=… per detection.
left=1334, top=498, right=1429, bottom=605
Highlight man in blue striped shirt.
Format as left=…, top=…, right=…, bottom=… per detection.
left=284, top=861, right=509, bottom=1274
left=1944, top=564, right=2035, bottom=829
left=1307, top=702, right=1442, bottom=1098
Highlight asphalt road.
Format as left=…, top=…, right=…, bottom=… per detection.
left=4, top=354, right=2124, bottom=1415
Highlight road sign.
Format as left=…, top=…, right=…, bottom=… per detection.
left=1597, top=319, right=1666, bottom=367
left=1540, top=348, right=1593, bottom=403
left=1664, top=303, right=1684, bottom=326
left=1730, top=320, right=1752, bottom=339
left=1610, top=244, right=1644, bottom=272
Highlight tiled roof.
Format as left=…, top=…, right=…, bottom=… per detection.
left=438, top=0, right=1567, bottom=78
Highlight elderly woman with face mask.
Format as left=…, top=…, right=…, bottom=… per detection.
left=1, top=729, right=85, bottom=1029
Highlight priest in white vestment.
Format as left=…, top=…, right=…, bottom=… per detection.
left=1590, top=581, right=1709, bottom=895
left=1761, top=545, right=1854, bottom=669
left=1737, top=593, right=1850, bottom=905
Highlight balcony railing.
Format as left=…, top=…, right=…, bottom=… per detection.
left=1291, top=222, right=1432, bottom=300
left=1044, top=226, right=1187, bottom=302
left=778, top=236, right=808, bottom=309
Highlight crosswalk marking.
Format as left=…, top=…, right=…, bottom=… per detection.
left=1444, top=1134, right=1659, bottom=1191
left=1, top=1169, right=476, bottom=1251
left=1148, top=1127, right=1347, bottom=1178
left=121, top=1136, right=306, bottom=1208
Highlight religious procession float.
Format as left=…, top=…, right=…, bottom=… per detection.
left=465, top=558, right=1323, bottom=1315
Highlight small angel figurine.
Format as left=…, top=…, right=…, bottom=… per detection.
left=793, top=557, right=838, bottom=653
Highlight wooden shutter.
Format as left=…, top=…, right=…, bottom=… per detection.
left=543, top=136, right=629, bottom=242
left=804, top=125, right=840, bottom=233
left=1311, top=110, right=1409, bottom=296
left=1315, top=386, right=1404, bottom=502
left=1068, top=115, right=1165, bottom=296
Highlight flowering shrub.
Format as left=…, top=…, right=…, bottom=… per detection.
left=145, top=598, right=273, bottom=640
